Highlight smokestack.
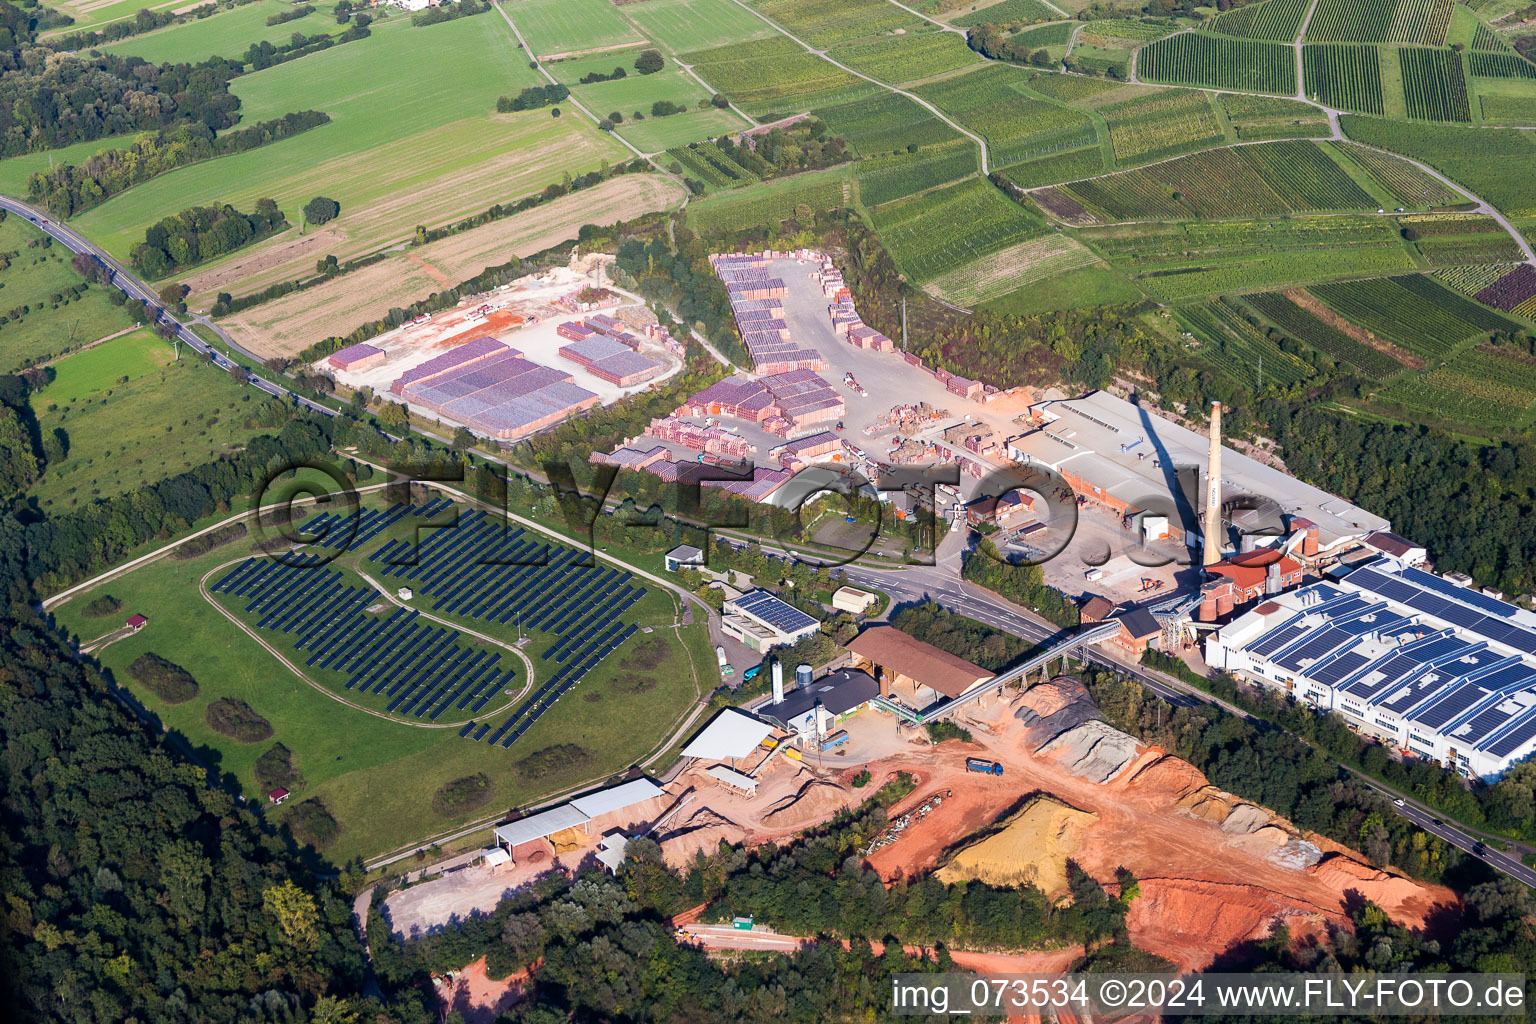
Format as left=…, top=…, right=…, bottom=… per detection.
left=1203, top=401, right=1223, bottom=567
left=771, top=659, right=784, bottom=705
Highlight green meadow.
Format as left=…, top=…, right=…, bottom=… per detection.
left=102, top=0, right=339, bottom=63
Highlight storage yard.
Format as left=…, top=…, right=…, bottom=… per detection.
left=322, top=262, right=684, bottom=441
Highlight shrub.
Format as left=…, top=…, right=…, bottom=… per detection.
left=650, top=100, right=685, bottom=117
left=82, top=593, right=121, bottom=618
left=925, top=720, right=972, bottom=744
left=286, top=798, right=340, bottom=849
left=303, top=196, right=340, bottom=225
left=127, top=652, right=199, bottom=704
left=851, top=770, right=872, bottom=788
left=204, top=697, right=274, bottom=742
left=172, top=521, right=248, bottom=559
left=432, top=772, right=494, bottom=816
left=635, top=48, right=664, bottom=74
left=254, top=742, right=302, bottom=791
left=516, top=743, right=590, bottom=780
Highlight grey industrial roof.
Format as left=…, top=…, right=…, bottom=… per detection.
left=493, top=804, right=589, bottom=847
left=761, top=668, right=879, bottom=726
left=729, top=589, right=819, bottom=634
left=682, top=708, right=775, bottom=760
left=706, top=764, right=758, bottom=791
left=569, top=778, right=663, bottom=819
left=1009, top=391, right=1389, bottom=548
left=1117, top=607, right=1162, bottom=640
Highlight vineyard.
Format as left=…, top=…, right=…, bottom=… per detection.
left=1100, top=90, right=1226, bottom=163
left=1133, top=246, right=1416, bottom=299
left=833, top=30, right=981, bottom=84
left=1436, top=262, right=1520, bottom=298
left=666, top=141, right=762, bottom=191
left=1137, top=32, right=1297, bottom=95
left=1468, top=52, right=1536, bottom=79
left=1303, top=44, right=1385, bottom=114
left=1012, top=22, right=1076, bottom=48
left=948, top=0, right=1057, bottom=28
left=854, top=141, right=978, bottom=207
left=1047, top=142, right=1379, bottom=222
left=1398, top=214, right=1524, bottom=265
left=926, top=234, right=1100, bottom=306
left=868, top=176, right=1045, bottom=283
left=1399, top=47, right=1471, bottom=121
left=1471, top=25, right=1508, bottom=52
left=917, top=68, right=1099, bottom=166
left=814, top=94, right=963, bottom=155
left=685, top=37, right=876, bottom=114
left=1207, top=0, right=1311, bottom=41
left=687, top=167, right=851, bottom=233
left=750, top=0, right=923, bottom=47
left=1380, top=343, right=1536, bottom=429
left=1310, top=274, right=1519, bottom=357
left=1073, top=19, right=1176, bottom=44
left=1332, top=142, right=1460, bottom=206
left=1465, top=264, right=1536, bottom=315
left=1177, top=299, right=1319, bottom=390
left=998, top=146, right=1106, bottom=188
left=1221, top=94, right=1331, bottom=140
left=1026, top=74, right=1125, bottom=104
left=1479, top=93, right=1536, bottom=122
left=1339, top=116, right=1536, bottom=216
left=1240, top=291, right=1412, bottom=378
left=1305, top=0, right=1454, bottom=47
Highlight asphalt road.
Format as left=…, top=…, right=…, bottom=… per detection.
left=0, top=193, right=335, bottom=418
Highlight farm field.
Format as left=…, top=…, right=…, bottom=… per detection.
left=30, top=349, right=269, bottom=508
left=1068, top=42, right=1132, bottom=79
left=40, top=0, right=180, bottom=35
left=618, top=107, right=747, bottom=151
left=1332, top=142, right=1461, bottom=206
left=618, top=0, right=778, bottom=52
left=945, top=0, right=1059, bottom=27
left=747, top=0, right=925, bottom=46
left=926, top=233, right=1103, bottom=307
left=1176, top=298, right=1319, bottom=391
left=49, top=500, right=708, bottom=863
left=832, top=30, right=983, bottom=84
left=1310, top=274, right=1520, bottom=358
left=1011, top=22, right=1076, bottom=49
left=220, top=174, right=688, bottom=357
left=916, top=66, right=1099, bottom=166
left=1473, top=77, right=1536, bottom=125
left=686, top=165, right=852, bottom=233
left=1099, top=90, right=1226, bottom=164
left=867, top=176, right=1045, bottom=292
left=1239, top=290, right=1415, bottom=378
left=1399, top=46, right=1472, bottom=121
left=854, top=142, right=979, bottom=207
left=1340, top=116, right=1536, bottom=217
left=1026, top=72, right=1134, bottom=106
left=685, top=36, right=877, bottom=115
left=1207, top=0, right=1311, bottom=41
left=1037, top=142, right=1384, bottom=224
left=666, top=141, right=763, bottom=192
left=1221, top=94, right=1331, bottom=140
left=100, top=0, right=331, bottom=62
left=996, top=146, right=1106, bottom=188
left=1380, top=342, right=1536, bottom=428
left=1304, top=0, right=1455, bottom=47
left=1136, top=32, right=1297, bottom=95
left=1398, top=214, right=1526, bottom=265
left=814, top=93, right=964, bottom=155
left=0, top=216, right=135, bottom=371
left=1303, top=44, right=1386, bottom=114
left=513, top=0, right=647, bottom=56
left=981, top=262, right=1145, bottom=315
left=1444, top=264, right=1536, bottom=316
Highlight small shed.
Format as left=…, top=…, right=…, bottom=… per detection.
left=126, top=614, right=148, bottom=631
left=267, top=787, right=290, bottom=805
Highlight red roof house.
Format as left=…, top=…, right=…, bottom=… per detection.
left=268, top=788, right=290, bottom=805
left=126, top=614, right=147, bottom=630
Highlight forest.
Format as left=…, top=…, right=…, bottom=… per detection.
left=131, top=200, right=289, bottom=277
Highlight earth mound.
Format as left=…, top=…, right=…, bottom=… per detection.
left=762, top=777, right=854, bottom=830
left=658, top=807, right=743, bottom=868
left=1038, top=719, right=1140, bottom=783
left=935, top=795, right=1098, bottom=895
left=1127, top=877, right=1345, bottom=971
left=1015, top=676, right=1103, bottom=746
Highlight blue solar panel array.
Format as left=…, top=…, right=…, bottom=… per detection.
left=211, top=558, right=517, bottom=720
left=292, top=499, right=453, bottom=551
left=1344, top=565, right=1536, bottom=657
left=732, top=589, right=818, bottom=633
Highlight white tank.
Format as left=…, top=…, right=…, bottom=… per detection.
left=796, top=664, right=813, bottom=687
left=715, top=645, right=727, bottom=668
left=772, top=660, right=784, bottom=704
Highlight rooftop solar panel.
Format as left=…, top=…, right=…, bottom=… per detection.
left=1484, top=708, right=1536, bottom=757
left=1312, top=650, right=1370, bottom=687
left=732, top=590, right=818, bottom=633
left=1414, top=681, right=1493, bottom=729
left=1250, top=620, right=1309, bottom=657
left=1403, top=565, right=1516, bottom=618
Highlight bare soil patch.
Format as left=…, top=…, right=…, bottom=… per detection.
left=1284, top=288, right=1425, bottom=368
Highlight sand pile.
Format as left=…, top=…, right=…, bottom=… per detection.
left=546, top=826, right=587, bottom=854
left=1308, top=854, right=1442, bottom=923
left=658, top=807, right=743, bottom=868
left=1126, top=878, right=1345, bottom=971
left=1015, top=676, right=1103, bottom=747
left=935, top=795, right=1098, bottom=895
left=762, top=777, right=853, bottom=831
left=1038, top=719, right=1140, bottom=783
left=1119, top=751, right=1212, bottom=801
left=1271, top=839, right=1324, bottom=870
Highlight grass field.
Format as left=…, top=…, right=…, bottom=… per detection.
left=1137, top=32, right=1297, bottom=95
left=50, top=501, right=709, bottom=863
left=41, top=0, right=180, bottom=35
left=916, top=66, right=1098, bottom=166
left=557, top=61, right=749, bottom=149
left=618, top=0, right=777, bottom=51
left=620, top=107, right=746, bottom=151
left=946, top=0, right=1057, bottom=27
left=68, top=16, right=629, bottom=296
left=0, top=216, right=135, bottom=371
left=927, top=233, right=1104, bottom=307
left=868, top=176, right=1045, bottom=295
left=31, top=351, right=271, bottom=508
left=686, top=164, right=852, bottom=233
left=513, top=0, right=647, bottom=55
left=101, top=0, right=330, bottom=62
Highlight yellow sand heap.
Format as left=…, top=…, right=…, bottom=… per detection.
left=936, top=795, right=1098, bottom=896
left=546, top=825, right=587, bottom=854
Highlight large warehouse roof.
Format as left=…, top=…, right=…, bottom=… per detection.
left=682, top=708, right=774, bottom=760
left=846, top=626, right=992, bottom=698
left=570, top=778, right=664, bottom=819
left=493, top=805, right=590, bottom=848
left=1009, top=391, right=1389, bottom=549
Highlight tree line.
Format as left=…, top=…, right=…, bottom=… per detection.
left=130, top=200, right=288, bottom=277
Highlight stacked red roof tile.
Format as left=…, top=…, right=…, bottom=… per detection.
left=390, top=337, right=599, bottom=439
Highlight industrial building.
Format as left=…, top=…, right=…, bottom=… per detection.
left=759, top=666, right=879, bottom=743
left=1206, top=558, right=1536, bottom=780
left=389, top=337, right=599, bottom=439
left=682, top=707, right=775, bottom=768
left=845, top=626, right=993, bottom=707
left=721, top=590, right=821, bottom=653
left=1006, top=391, right=1389, bottom=559
left=492, top=778, right=664, bottom=862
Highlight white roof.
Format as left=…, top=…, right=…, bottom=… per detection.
left=570, top=778, right=664, bottom=819
left=595, top=833, right=630, bottom=873
left=707, top=764, right=758, bottom=791
left=682, top=708, right=774, bottom=760
left=493, top=804, right=589, bottom=847
left=482, top=847, right=511, bottom=866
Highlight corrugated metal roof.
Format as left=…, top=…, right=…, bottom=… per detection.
left=682, top=708, right=774, bottom=760
left=493, top=804, right=589, bottom=847
left=570, top=778, right=663, bottom=819
left=707, top=765, right=758, bottom=791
